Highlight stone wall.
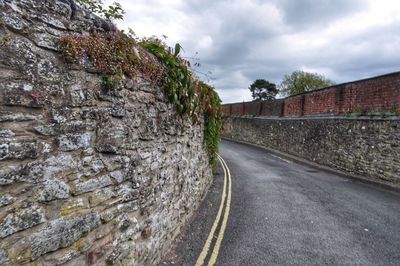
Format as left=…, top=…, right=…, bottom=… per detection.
left=0, top=1, right=212, bottom=265
left=222, top=72, right=400, bottom=117
left=223, top=117, right=400, bottom=187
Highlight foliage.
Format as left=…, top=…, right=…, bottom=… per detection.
left=139, top=37, right=195, bottom=115
left=198, top=82, right=222, bottom=167
left=60, top=31, right=162, bottom=82
left=75, top=0, right=124, bottom=20
left=248, top=79, right=278, bottom=101
left=139, top=38, right=222, bottom=167
left=102, top=75, right=119, bottom=90
left=60, top=31, right=222, bottom=166
left=279, top=70, right=334, bottom=96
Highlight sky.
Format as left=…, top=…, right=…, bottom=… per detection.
left=105, top=0, right=400, bottom=103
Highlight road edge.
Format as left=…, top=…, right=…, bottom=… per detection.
left=221, top=137, right=400, bottom=193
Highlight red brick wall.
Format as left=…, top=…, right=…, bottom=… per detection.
left=231, top=103, right=244, bottom=115
left=243, top=101, right=261, bottom=115
left=260, top=99, right=284, bottom=116
left=283, top=95, right=304, bottom=116
left=222, top=72, right=400, bottom=117
left=303, top=88, right=337, bottom=115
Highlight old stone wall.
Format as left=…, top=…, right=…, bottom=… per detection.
left=222, top=72, right=400, bottom=117
left=223, top=117, right=400, bottom=187
left=0, top=0, right=212, bottom=265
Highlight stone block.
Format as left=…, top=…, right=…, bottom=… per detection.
left=110, top=103, right=126, bottom=118
left=0, top=193, right=14, bottom=207
left=95, top=121, right=129, bottom=154
left=0, top=129, right=15, bottom=138
left=89, top=188, right=115, bottom=207
left=0, top=248, right=8, bottom=265
left=106, top=242, right=131, bottom=265
left=72, top=175, right=113, bottom=195
left=110, top=170, right=126, bottom=184
left=60, top=198, right=90, bottom=216
left=30, top=213, right=101, bottom=260
left=34, top=121, right=96, bottom=136
left=0, top=205, right=46, bottom=238
left=82, top=154, right=105, bottom=177
left=0, top=141, right=40, bottom=161
left=117, top=183, right=140, bottom=203
left=36, top=178, right=70, bottom=202
left=57, top=133, right=92, bottom=151
left=0, top=111, right=43, bottom=122
left=0, top=162, right=42, bottom=185
left=4, top=92, right=45, bottom=108
left=69, top=88, right=96, bottom=107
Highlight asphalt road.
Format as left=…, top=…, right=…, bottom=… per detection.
left=161, top=139, right=400, bottom=265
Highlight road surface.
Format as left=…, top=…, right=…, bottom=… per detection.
left=161, top=139, right=400, bottom=265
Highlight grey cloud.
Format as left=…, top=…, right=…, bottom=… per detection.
left=276, top=0, right=366, bottom=29
left=113, top=0, right=400, bottom=103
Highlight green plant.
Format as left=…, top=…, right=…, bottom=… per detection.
left=75, top=0, right=124, bottom=20
left=139, top=38, right=222, bottom=166
left=390, top=103, right=400, bottom=116
left=139, top=37, right=195, bottom=115
left=102, top=75, right=119, bottom=90
left=279, top=70, right=335, bottom=96
left=249, top=79, right=278, bottom=101
left=198, top=82, right=222, bottom=168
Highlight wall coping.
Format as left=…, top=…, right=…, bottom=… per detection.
left=225, top=115, right=400, bottom=121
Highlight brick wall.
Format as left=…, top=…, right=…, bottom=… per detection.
left=260, top=99, right=284, bottom=116
left=223, top=72, right=400, bottom=117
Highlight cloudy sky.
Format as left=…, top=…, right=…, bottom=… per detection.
left=105, top=0, right=400, bottom=103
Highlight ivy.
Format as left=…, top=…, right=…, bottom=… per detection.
left=198, top=82, right=222, bottom=168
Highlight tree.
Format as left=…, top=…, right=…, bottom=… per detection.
left=249, top=79, right=278, bottom=101
left=279, top=70, right=334, bottom=96
left=75, top=0, right=124, bottom=20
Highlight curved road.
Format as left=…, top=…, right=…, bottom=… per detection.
left=218, top=140, right=400, bottom=265
left=161, top=139, right=400, bottom=265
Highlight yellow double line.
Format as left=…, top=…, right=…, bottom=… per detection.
left=196, top=154, right=232, bottom=266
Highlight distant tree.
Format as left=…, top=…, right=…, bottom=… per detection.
left=249, top=79, right=278, bottom=101
left=279, top=70, right=334, bottom=96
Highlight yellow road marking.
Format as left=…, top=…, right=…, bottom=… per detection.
left=208, top=155, right=232, bottom=265
left=195, top=155, right=227, bottom=266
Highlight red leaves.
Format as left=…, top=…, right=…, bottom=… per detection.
left=60, top=31, right=162, bottom=81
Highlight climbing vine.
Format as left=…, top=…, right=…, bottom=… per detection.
left=59, top=30, right=221, bottom=166
left=198, top=82, right=222, bottom=167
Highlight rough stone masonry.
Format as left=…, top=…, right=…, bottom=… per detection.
left=223, top=116, right=400, bottom=188
left=0, top=0, right=212, bottom=265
